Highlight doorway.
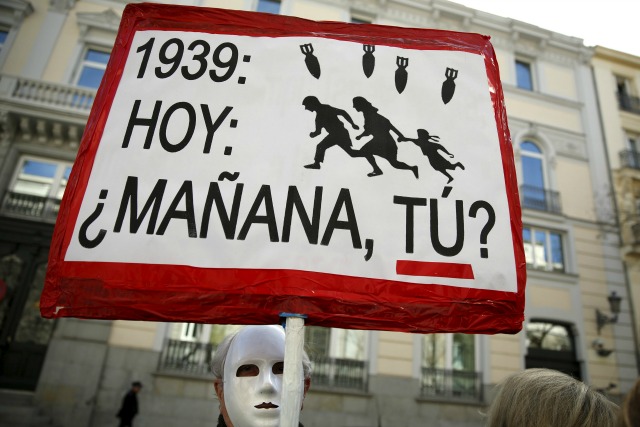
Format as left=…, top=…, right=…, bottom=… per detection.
left=0, top=219, right=56, bottom=390
left=525, top=320, right=581, bottom=380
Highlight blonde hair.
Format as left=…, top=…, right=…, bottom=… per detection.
left=485, top=369, right=618, bottom=427
left=618, top=377, right=640, bottom=427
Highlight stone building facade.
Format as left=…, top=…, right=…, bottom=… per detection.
left=0, top=1, right=635, bottom=426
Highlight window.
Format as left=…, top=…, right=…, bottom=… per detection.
left=616, top=76, right=640, bottom=114
left=12, top=158, right=71, bottom=199
left=423, top=334, right=475, bottom=373
left=75, top=48, right=110, bottom=89
left=421, top=334, right=480, bottom=400
left=0, top=30, right=8, bottom=53
left=0, top=0, right=32, bottom=67
left=350, top=12, right=373, bottom=24
left=525, top=320, right=580, bottom=379
left=521, top=141, right=546, bottom=209
left=523, top=226, right=565, bottom=272
left=520, top=141, right=560, bottom=213
left=2, top=156, right=72, bottom=220
left=616, top=75, right=631, bottom=107
left=526, top=321, right=573, bottom=351
left=180, top=323, right=203, bottom=342
left=306, top=326, right=368, bottom=391
left=167, top=323, right=240, bottom=344
left=521, top=141, right=545, bottom=189
left=621, top=132, right=640, bottom=169
left=306, top=327, right=367, bottom=360
left=629, top=134, right=640, bottom=154
left=257, top=0, right=281, bottom=14
left=515, top=59, right=533, bottom=91
left=159, top=324, right=241, bottom=375
left=629, top=133, right=640, bottom=168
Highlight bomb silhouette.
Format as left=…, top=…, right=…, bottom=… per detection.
left=441, top=67, right=458, bottom=104
left=362, top=45, right=375, bottom=78
left=300, top=44, right=321, bottom=79
left=395, top=57, right=409, bottom=94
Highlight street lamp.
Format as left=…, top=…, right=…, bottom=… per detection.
left=596, top=291, right=622, bottom=334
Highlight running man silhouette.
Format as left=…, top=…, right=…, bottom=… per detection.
left=302, top=95, right=365, bottom=170
left=352, top=96, right=418, bottom=178
left=400, top=129, right=464, bottom=183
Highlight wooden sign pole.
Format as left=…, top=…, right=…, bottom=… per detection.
left=279, top=313, right=306, bottom=427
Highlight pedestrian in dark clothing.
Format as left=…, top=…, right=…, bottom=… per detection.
left=117, top=381, right=142, bottom=427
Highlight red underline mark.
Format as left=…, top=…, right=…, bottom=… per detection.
left=396, top=260, right=475, bottom=280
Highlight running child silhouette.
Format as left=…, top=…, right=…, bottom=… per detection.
left=400, top=129, right=464, bottom=183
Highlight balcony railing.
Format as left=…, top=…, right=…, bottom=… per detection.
left=0, top=73, right=96, bottom=112
left=310, top=356, right=368, bottom=392
left=420, top=368, right=482, bottom=401
left=158, top=339, right=217, bottom=376
left=1, top=191, right=60, bottom=222
left=158, top=339, right=369, bottom=391
left=620, top=149, right=640, bottom=170
left=520, top=185, right=561, bottom=214
left=157, top=339, right=368, bottom=392
left=617, top=92, right=640, bottom=115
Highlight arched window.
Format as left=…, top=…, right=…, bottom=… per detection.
left=520, top=140, right=560, bottom=213
left=525, top=320, right=580, bottom=380
left=521, top=141, right=546, bottom=207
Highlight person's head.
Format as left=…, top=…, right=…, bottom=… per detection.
left=352, top=96, right=377, bottom=113
left=302, top=96, right=320, bottom=112
left=131, top=381, right=142, bottom=393
left=618, top=377, right=640, bottom=427
left=485, top=368, right=618, bottom=427
left=212, top=325, right=311, bottom=427
left=416, top=129, right=431, bottom=140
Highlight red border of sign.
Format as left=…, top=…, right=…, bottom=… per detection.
left=41, top=3, right=525, bottom=334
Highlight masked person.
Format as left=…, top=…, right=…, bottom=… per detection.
left=212, top=325, right=312, bottom=427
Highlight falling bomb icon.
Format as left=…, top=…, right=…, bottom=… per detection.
left=395, top=57, right=409, bottom=94
left=441, top=67, right=458, bottom=104
left=300, top=44, right=321, bottom=79
left=362, top=45, right=375, bottom=78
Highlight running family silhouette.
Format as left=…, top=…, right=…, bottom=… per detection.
left=302, top=96, right=464, bottom=183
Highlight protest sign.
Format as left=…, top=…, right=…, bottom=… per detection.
left=41, top=3, right=525, bottom=333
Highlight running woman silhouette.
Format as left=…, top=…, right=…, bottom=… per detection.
left=400, top=129, right=464, bottom=183
left=352, top=96, right=418, bottom=178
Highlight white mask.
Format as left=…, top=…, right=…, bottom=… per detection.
left=223, top=325, right=286, bottom=427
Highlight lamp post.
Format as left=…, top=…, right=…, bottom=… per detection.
left=596, top=291, right=622, bottom=334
